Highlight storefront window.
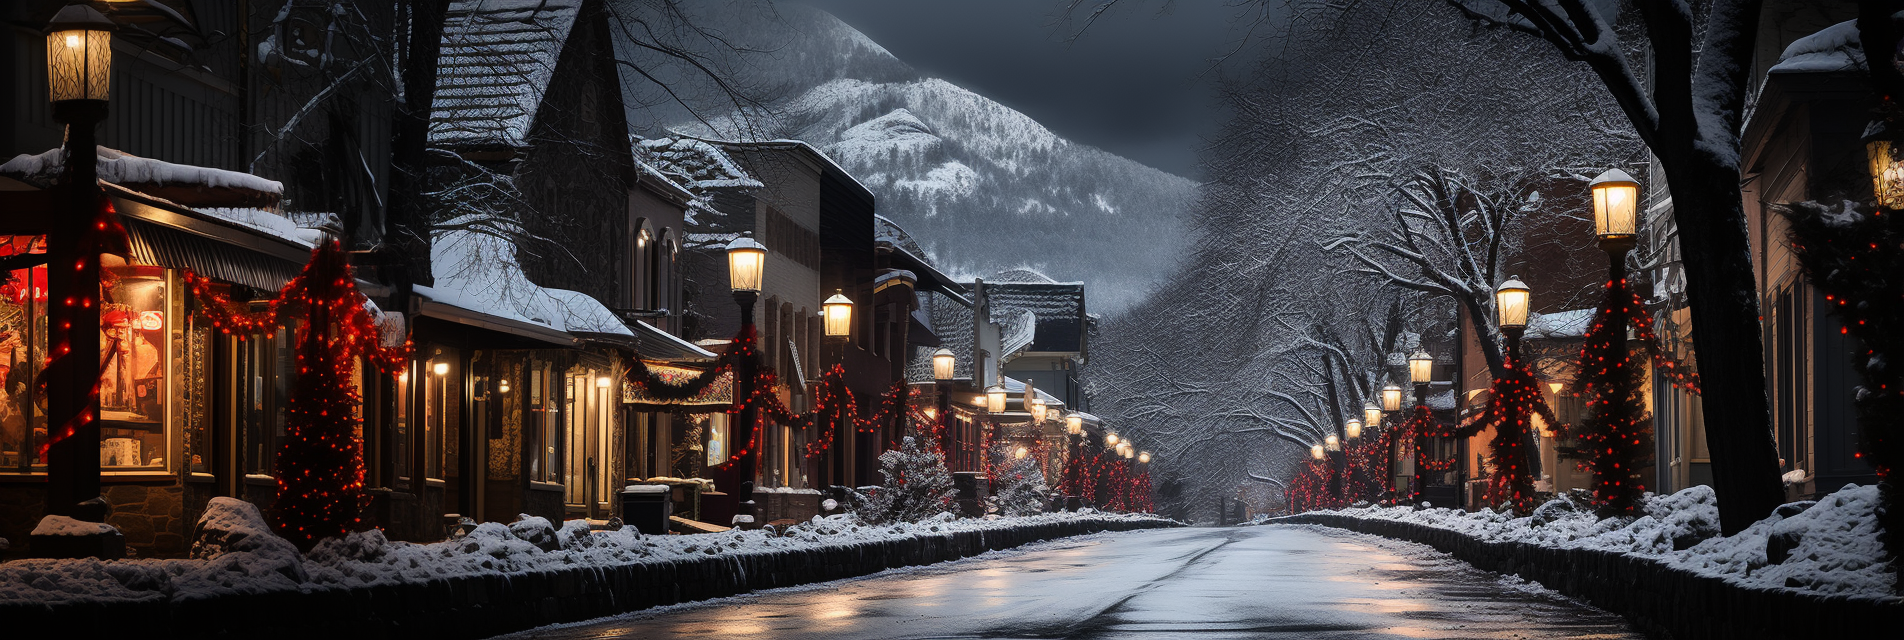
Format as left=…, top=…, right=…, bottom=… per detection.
left=99, top=261, right=170, bottom=471
left=423, top=350, right=458, bottom=481
left=392, top=366, right=411, bottom=487
left=0, top=236, right=46, bottom=473
left=705, top=413, right=728, bottom=468
left=528, top=362, right=560, bottom=484
left=235, top=323, right=294, bottom=475
left=563, top=366, right=616, bottom=509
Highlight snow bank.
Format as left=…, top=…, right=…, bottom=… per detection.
left=1309, top=484, right=1895, bottom=602
left=31, top=516, right=119, bottom=537
left=0, top=504, right=1169, bottom=605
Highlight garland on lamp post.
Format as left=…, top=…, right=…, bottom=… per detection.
left=1570, top=276, right=1654, bottom=516
left=1459, top=357, right=1559, bottom=515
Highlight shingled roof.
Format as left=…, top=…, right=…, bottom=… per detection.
left=430, top=0, right=584, bottom=147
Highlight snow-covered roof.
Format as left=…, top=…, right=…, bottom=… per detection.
left=636, top=137, right=762, bottom=191
left=430, top=0, right=583, bottom=147
left=193, top=208, right=325, bottom=248
left=1527, top=308, right=1595, bottom=339
left=1, top=146, right=282, bottom=201
left=1769, top=20, right=1862, bottom=75
left=426, top=218, right=631, bottom=338
left=989, top=268, right=1073, bottom=285
left=970, top=277, right=1086, bottom=354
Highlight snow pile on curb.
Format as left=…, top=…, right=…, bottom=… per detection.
left=1296, top=484, right=1895, bottom=602
left=0, top=500, right=1170, bottom=605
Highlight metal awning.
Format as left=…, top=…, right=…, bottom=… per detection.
left=416, top=298, right=576, bottom=348
left=107, top=184, right=313, bottom=291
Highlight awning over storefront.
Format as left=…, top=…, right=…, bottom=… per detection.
left=413, top=290, right=578, bottom=348
left=576, top=321, right=718, bottom=362
left=623, top=362, right=732, bottom=408
left=112, top=184, right=311, bottom=292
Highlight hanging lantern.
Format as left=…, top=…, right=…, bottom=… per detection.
left=1866, top=120, right=1904, bottom=210
left=1363, top=402, right=1382, bottom=428
left=1345, top=419, right=1362, bottom=440
left=724, top=236, right=767, bottom=292
left=1495, top=276, right=1530, bottom=330
left=1381, top=383, right=1403, bottom=412
left=44, top=4, right=114, bottom=105
left=1310, top=444, right=1325, bottom=460
left=822, top=290, right=853, bottom=337
left=985, top=385, right=1007, bottom=413
left=1409, top=350, right=1434, bottom=384
left=1065, top=412, right=1083, bottom=435
left=931, top=348, right=956, bottom=380
left=1589, top=169, right=1640, bottom=249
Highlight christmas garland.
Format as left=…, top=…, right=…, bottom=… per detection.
left=1404, top=405, right=1460, bottom=473
left=1571, top=277, right=1655, bottom=515
left=1459, top=356, right=1559, bottom=514
left=35, top=195, right=130, bottom=458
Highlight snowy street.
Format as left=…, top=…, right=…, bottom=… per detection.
left=498, top=525, right=1638, bottom=640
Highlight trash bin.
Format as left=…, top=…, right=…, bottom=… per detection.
left=620, top=485, right=672, bottom=535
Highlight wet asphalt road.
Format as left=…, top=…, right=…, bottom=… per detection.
left=495, top=524, right=1641, bottom=640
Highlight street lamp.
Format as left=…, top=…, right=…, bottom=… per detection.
left=1324, top=434, right=1340, bottom=451
left=1120, top=443, right=1134, bottom=459
left=1064, top=411, right=1083, bottom=435
left=1590, top=169, right=1640, bottom=254
left=1310, top=444, right=1325, bottom=460
left=1030, top=398, right=1048, bottom=422
left=1864, top=120, right=1904, bottom=210
left=1105, top=432, right=1119, bottom=447
left=1345, top=419, right=1362, bottom=440
left=40, top=2, right=116, bottom=526
left=1138, top=451, right=1151, bottom=464
left=1496, top=276, right=1530, bottom=360
left=726, top=236, right=767, bottom=294
left=1408, top=350, right=1434, bottom=385
left=1363, top=402, right=1382, bottom=430
left=822, top=290, right=853, bottom=338
left=1381, top=383, right=1403, bottom=413
left=931, top=348, right=956, bottom=380
left=724, top=234, right=768, bottom=526
left=985, top=385, right=1007, bottom=413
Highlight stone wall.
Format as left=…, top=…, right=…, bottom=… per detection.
left=3, top=517, right=1176, bottom=639
left=1275, top=513, right=1898, bottom=639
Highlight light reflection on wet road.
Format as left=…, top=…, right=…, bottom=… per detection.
left=496, top=525, right=1640, bottom=640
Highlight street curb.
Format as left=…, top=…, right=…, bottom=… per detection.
left=1269, top=513, right=1899, bottom=639
left=5, top=517, right=1179, bottom=639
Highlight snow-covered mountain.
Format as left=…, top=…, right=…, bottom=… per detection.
left=655, top=3, right=1194, bottom=313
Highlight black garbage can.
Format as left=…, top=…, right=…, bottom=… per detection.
left=620, top=485, right=672, bottom=535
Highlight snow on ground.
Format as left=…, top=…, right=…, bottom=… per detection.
left=0, top=498, right=1168, bottom=606
left=1298, top=484, right=1896, bottom=602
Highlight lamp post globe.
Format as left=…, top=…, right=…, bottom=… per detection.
left=45, top=4, right=114, bottom=112
left=1408, top=350, right=1434, bottom=385
left=724, top=236, right=767, bottom=293
left=1363, top=401, right=1382, bottom=428
left=1105, top=432, right=1119, bottom=447
left=1064, top=411, right=1083, bottom=435
left=822, top=290, right=853, bottom=337
left=1345, top=419, right=1362, bottom=440
left=1865, top=120, right=1904, bottom=210
left=1589, top=169, right=1640, bottom=253
left=1495, top=276, right=1530, bottom=330
left=1138, top=451, right=1151, bottom=464
left=1324, top=434, right=1340, bottom=451
left=984, top=385, right=1007, bottom=413
left=1381, top=383, right=1403, bottom=413
left=1310, top=444, right=1325, bottom=461
left=931, top=348, right=956, bottom=380
left=1030, top=398, right=1048, bottom=422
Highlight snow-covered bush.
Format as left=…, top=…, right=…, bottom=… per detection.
left=987, top=444, right=1048, bottom=517
left=860, top=436, right=958, bottom=523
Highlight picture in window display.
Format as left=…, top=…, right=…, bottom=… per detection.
left=0, top=235, right=47, bottom=471
left=98, top=260, right=169, bottom=469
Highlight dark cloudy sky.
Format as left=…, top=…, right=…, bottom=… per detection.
left=795, top=0, right=1278, bottom=179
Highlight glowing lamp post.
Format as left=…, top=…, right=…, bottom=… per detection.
left=931, top=348, right=956, bottom=456
left=822, top=290, right=853, bottom=338
left=1381, top=383, right=1403, bottom=413
left=1063, top=411, right=1084, bottom=510
left=1310, top=444, right=1325, bottom=461
left=1324, top=434, right=1340, bottom=451
left=1345, top=419, right=1362, bottom=440
left=1363, top=402, right=1382, bottom=430
left=1105, top=432, right=1119, bottom=448
left=931, top=348, right=956, bottom=380
left=1590, top=169, right=1640, bottom=256
left=1408, top=349, right=1434, bottom=404
left=1138, top=451, right=1151, bottom=464
left=1030, top=398, right=1048, bottom=422
left=725, top=235, right=768, bottom=525
left=1865, top=120, right=1904, bottom=210
left=41, top=3, right=117, bottom=525
left=985, top=385, right=1007, bottom=413
left=1496, top=276, right=1530, bottom=360
left=1064, top=412, right=1083, bottom=435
